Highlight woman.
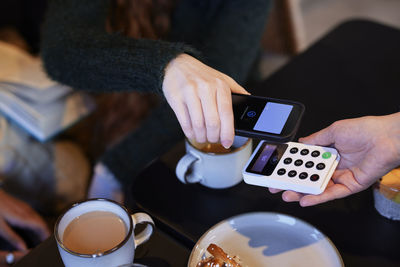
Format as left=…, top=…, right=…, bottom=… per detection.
left=41, top=0, right=271, bottom=201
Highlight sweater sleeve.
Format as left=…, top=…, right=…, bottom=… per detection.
left=170, top=0, right=271, bottom=84
left=41, top=0, right=200, bottom=93
left=201, top=0, right=271, bottom=84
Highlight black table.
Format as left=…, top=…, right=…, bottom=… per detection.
left=15, top=19, right=400, bottom=267
left=131, top=19, right=400, bottom=267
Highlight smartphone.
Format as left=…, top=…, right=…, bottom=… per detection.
left=232, top=93, right=305, bottom=142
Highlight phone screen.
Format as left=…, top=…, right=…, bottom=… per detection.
left=253, top=102, right=293, bottom=134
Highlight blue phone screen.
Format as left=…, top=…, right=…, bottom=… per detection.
left=253, top=102, right=293, bottom=134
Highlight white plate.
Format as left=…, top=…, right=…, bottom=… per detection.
left=188, top=212, right=344, bottom=267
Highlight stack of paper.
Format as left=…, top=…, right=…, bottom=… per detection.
left=0, top=41, right=95, bottom=142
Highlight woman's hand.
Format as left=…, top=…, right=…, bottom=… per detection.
left=0, top=189, right=50, bottom=251
left=163, top=54, right=249, bottom=148
left=269, top=113, right=400, bottom=206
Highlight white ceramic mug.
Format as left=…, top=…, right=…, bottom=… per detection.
left=55, top=199, right=154, bottom=267
left=176, top=136, right=252, bottom=189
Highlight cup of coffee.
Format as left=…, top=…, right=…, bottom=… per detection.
left=55, top=199, right=154, bottom=267
left=176, top=136, right=252, bottom=189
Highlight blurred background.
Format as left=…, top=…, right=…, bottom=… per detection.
left=1, top=0, right=400, bottom=79
left=260, top=0, right=400, bottom=78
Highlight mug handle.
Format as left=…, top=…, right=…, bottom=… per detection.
left=131, top=212, right=154, bottom=247
left=175, top=152, right=202, bottom=184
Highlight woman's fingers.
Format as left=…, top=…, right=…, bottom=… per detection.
left=0, top=191, right=50, bottom=242
left=185, top=90, right=206, bottom=143
left=0, top=220, right=27, bottom=251
left=199, top=84, right=221, bottom=144
left=223, top=74, right=249, bottom=95
left=163, top=54, right=250, bottom=145
left=199, top=74, right=247, bottom=147
left=168, top=99, right=194, bottom=140
left=216, top=83, right=234, bottom=148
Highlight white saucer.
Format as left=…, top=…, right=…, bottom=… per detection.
left=188, top=212, right=343, bottom=267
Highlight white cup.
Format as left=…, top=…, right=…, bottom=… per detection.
left=176, top=136, right=252, bottom=189
left=55, top=199, right=154, bottom=267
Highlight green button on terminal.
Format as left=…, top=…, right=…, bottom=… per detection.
left=322, top=152, right=331, bottom=159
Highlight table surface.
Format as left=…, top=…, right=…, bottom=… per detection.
left=131, top=19, right=400, bottom=267
left=15, top=19, right=400, bottom=267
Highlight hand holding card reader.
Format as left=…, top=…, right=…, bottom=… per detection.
left=243, top=141, right=340, bottom=194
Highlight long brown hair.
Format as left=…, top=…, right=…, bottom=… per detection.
left=93, top=0, right=176, bottom=151
left=107, top=0, right=175, bottom=39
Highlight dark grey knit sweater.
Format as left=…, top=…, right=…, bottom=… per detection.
left=41, top=0, right=271, bottom=187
